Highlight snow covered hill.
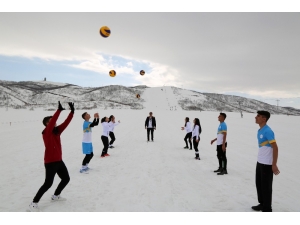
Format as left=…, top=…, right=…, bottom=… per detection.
left=0, top=80, right=299, bottom=116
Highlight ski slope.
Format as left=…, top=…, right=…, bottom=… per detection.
left=0, top=106, right=299, bottom=212
left=142, top=86, right=181, bottom=111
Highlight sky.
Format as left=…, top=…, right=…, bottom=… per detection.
left=1, top=1, right=300, bottom=108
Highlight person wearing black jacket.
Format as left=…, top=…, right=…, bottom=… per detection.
left=145, top=112, right=156, bottom=142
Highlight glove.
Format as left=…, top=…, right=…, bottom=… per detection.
left=58, top=101, right=65, bottom=111
left=68, top=102, right=75, bottom=113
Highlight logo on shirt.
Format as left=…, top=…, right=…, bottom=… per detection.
left=260, top=134, right=263, bottom=139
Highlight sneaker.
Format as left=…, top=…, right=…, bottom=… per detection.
left=104, top=153, right=110, bottom=156
left=100, top=155, right=105, bottom=158
left=194, top=157, right=200, bottom=160
left=214, top=168, right=222, bottom=173
left=251, top=204, right=263, bottom=211
left=189, top=148, right=193, bottom=150
left=183, top=146, right=188, bottom=149
left=51, top=195, right=67, bottom=201
left=217, top=169, right=228, bottom=175
left=110, top=146, right=115, bottom=148
left=28, top=202, right=39, bottom=212
left=80, top=168, right=89, bottom=174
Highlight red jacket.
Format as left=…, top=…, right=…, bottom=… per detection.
left=42, top=110, right=73, bottom=164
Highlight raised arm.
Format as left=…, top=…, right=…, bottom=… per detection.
left=89, top=118, right=99, bottom=128
left=57, top=112, right=74, bottom=134
left=44, top=101, right=64, bottom=134
left=57, top=102, right=74, bottom=134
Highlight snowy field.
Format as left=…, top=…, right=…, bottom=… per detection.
left=0, top=86, right=299, bottom=215
left=0, top=109, right=299, bottom=213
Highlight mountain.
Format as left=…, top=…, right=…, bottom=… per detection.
left=0, top=80, right=299, bottom=116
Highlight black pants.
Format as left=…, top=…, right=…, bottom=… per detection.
left=101, top=136, right=109, bottom=156
left=217, top=143, right=227, bottom=169
left=82, top=152, right=94, bottom=166
left=193, top=136, right=200, bottom=158
left=109, top=132, right=115, bottom=145
left=147, top=128, right=154, bottom=141
left=255, top=162, right=273, bottom=212
left=33, top=161, right=70, bottom=203
left=184, top=132, right=192, bottom=149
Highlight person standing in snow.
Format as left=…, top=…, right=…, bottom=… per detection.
left=108, top=115, right=120, bottom=148
left=181, top=117, right=192, bottom=150
left=100, top=116, right=111, bottom=158
left=251, top=110, right=280, bottom=212
left=80, top=112, right=99, bottom=174
left=28, top=101, right=74, bottom=212
left=210, top=113, right=228, bottom=175
left=191, top=118, right=202, bottom=160
left=145, top=112, right=156, bottom=142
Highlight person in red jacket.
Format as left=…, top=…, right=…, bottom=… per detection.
left=28, top=101, right=74, bottom=212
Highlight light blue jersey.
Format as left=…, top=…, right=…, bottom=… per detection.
left=257, top=124, right=276, bottom=165
left=82, top=121, right=93, bottom=154
left=217, top=122, right=227, bottom=145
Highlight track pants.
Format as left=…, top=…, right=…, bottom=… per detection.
left=101, top=136, right=109, bottom=156
left=217, top=143, right=227, bottom=169
left=255, top=162, right=273, bottom=212
left=33, top=161, right=70, bottom=203
left=184, top=132, right=192, bottom=149
left=82, top=152, right=94, bottom=166
left=109, top=132, right=116, bottom=145
left=193, top=136, right=200, bottom=158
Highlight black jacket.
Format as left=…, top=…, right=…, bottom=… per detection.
left=145, top=116, right=156, bottom=128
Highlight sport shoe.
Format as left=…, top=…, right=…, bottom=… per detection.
left=251, top=204, right=263, bottom=211
left=189, top=148, right=193, bottom=150
left=217, top=169, right=228, bottom=175
left=28, top=202, right=39, bottom=212
left=51, top=195, right=67, bottom=201
left=194, top=157, right=200, bottom=160
left=183, top=146, right=188, bottom=149
left=100, top=155, right=105, bottom=158
left=80, top=168, right=89, bottom=174
left=104, top=153, right=110, bottom=156
left=214, top=168, right=222, bottom=173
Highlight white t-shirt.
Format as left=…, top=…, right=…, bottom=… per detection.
left=102, top=122, right=110, bottom=137
left=109, top=121, right=119, bottom=132
left=185, top=121, right=192, bottom=133
left=148, top=118, right=153, bottom=128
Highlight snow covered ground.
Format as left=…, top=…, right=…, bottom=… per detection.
left=0, top=86, right=299, bottom=213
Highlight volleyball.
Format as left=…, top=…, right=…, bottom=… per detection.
left=100, top=26, right=111, bottom=38
left=109, top=70, right=116, bottom=77
left=140, top=70, right=145, bottom=76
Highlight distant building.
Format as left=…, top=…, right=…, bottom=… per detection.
left=44, top=77, right=46, bottom=81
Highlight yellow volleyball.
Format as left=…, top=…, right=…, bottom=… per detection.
left=100, top=26, right=111, bottom=38
left=140, top=70, right=145, bottom=76
left=109, top=70, right=116, bottom=77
